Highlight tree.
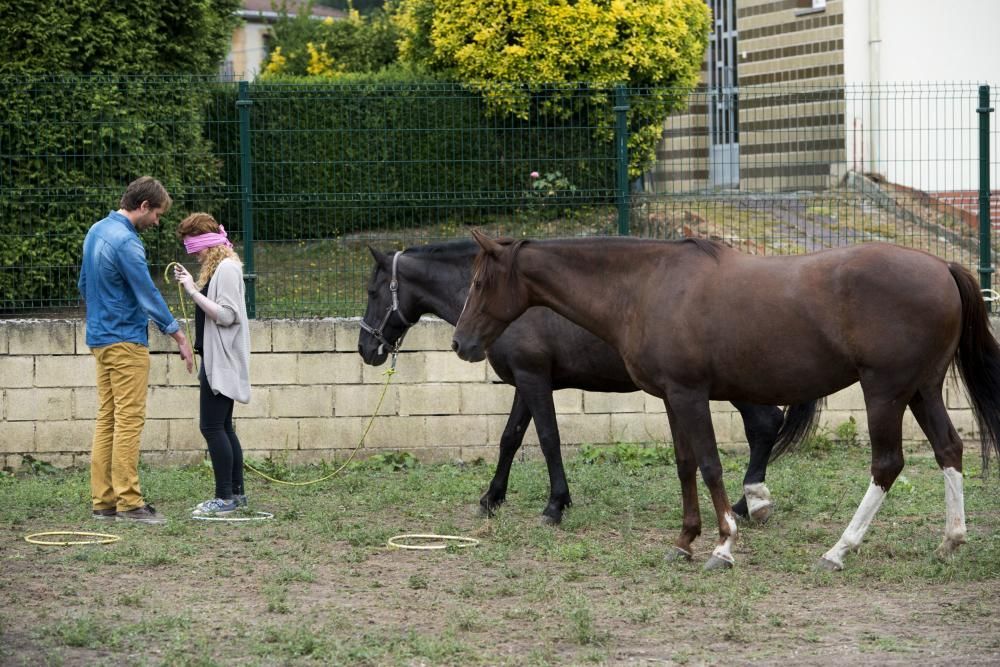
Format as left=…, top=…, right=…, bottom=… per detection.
left=0, top=0, right=241, bottom=309
left=394, top=0, right=711, bottom=175
left=0, top=0, right=239, bottom=75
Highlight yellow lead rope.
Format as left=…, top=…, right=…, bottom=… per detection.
left=242, top=367, right=396, bottom=486
left=164, top=261, right=198, bottom=373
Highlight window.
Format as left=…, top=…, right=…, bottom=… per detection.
left=796, top=0, right=826, bottom=14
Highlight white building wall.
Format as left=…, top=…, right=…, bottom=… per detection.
left=842, top=0, right=1000, bottom=191
left=224, top=22, right=271, bottom=80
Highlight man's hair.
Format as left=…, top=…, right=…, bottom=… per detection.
left=119, top=176, right=172, bottom=212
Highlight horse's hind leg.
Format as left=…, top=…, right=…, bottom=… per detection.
left=909, top=387, right=967, bottom=559
left=732, top=402, right=782, bottom=522
left=480, top=391, right=532, bottom=517
left=819, top=393, right=906, bottom=571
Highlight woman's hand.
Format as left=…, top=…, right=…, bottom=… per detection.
left=173, top=264, right=197, bottom=295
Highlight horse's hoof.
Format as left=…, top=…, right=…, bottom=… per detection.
left=665, top=547, right=693, bottom=563
left=814, top=557, right=842, bottom=572
left=540, top=513, right=561, bottom=526
left=732, top=499, right=749, bottom=521
left=703, top=555, right=734, bottom=571
left=749, top=503, right=773, bottom=524
left=934, top=540, right=963, bottom=561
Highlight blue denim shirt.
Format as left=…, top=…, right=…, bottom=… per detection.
left=78, top=211, right=179, bottom=348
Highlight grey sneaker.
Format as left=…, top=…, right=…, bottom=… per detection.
left=92, top=508, right=117, bottom=520
left=192, top=498, right=238, bottom=517
left=116, top=504, right=167, bottom=525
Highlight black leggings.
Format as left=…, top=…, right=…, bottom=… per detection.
left=199, top=365, right=244, bottom=500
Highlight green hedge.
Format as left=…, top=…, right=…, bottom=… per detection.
left=0, top=77, right=239, bottom=310
left=0, top=0, right=239, bottom=310
left=215, top=71, right=618, bottom=240
left=2, top=73, right=622, bottom=308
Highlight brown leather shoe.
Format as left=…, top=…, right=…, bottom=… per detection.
left=115, top=504, right=167, bottom=525
left=92, top=508, right=117, bottom=520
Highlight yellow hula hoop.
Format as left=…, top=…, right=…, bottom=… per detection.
left=387, top=534, right=480, bottom=550
left=25, top=531, right=121, bottom=546
left=164, top=261, right=199, bottom=373
left=243, top=367, right=397, bottom=486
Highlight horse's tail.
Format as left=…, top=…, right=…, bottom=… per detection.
left=949, top=263, right=1000, bottom=472
left=769, top=400, right=822, bottom=462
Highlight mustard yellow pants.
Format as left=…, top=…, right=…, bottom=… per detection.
left=90, top=342, right=149, bottom=512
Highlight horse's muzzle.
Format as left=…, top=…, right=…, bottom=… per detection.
left=451, top=337, right=486, bottom=362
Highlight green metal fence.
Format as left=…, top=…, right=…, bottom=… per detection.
left=1, top=78, right=996, bottom=318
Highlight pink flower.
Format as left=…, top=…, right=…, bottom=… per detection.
left=530, top=171, right=540, bottom=179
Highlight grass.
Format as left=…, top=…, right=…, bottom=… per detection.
left=1, top=440, right=999, bottom=665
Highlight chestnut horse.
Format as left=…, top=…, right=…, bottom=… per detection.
left=452, top=230, right=1000, bottom=570
left=358, top=241, right=818, bottom=524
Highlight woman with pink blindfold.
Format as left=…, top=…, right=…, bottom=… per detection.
left=173, top=213, right=251, bottom=517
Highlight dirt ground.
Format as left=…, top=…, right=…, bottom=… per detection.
left=3, top=524, right=999, bottom=666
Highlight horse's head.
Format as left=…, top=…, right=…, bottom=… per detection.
left=452, top=229, right=530, bottom=362
left=358, top=246, right=416, bottom=366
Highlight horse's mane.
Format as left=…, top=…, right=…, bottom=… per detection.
left=405, top=239, right=478, bottom=257
left=472, top=237, right=526, bottom=291
left=680, top=236, right=722, bottom=261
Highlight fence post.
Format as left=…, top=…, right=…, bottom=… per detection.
left=978, top=84, right=994, bottom=308
left=614, top=85, right=630, bottom=235
left=237, top=81, right=256, bottom=318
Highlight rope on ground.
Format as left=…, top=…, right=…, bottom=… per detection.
left=243, top=367, right=397, bottom=486
left=190, top=511, right=274, bottom=522
left=24, top=531, right=121, bottom=546
left=387, top=534, right=480, bottom=550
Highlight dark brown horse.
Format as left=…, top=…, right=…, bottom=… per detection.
left=358, top=241, right=817, bottom=524
left=452, top=230, right=1000, bottom=570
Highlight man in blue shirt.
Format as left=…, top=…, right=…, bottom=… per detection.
left=79, top=176, right=194, bottom=525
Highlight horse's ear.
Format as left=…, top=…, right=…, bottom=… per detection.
left=471, top=229, right=502, bottom=258
left=367, top=245, right=389, bottom=266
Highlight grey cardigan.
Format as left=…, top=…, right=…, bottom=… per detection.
left=203, top=257, right=251, bottom=404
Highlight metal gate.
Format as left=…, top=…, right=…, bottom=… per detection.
left=708, top=0, right=739, bottom=188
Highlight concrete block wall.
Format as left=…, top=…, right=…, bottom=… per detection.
left=0, top=318, right=982, bottom=470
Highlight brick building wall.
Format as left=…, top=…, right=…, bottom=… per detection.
left=651, top=0, right=848, bottom=193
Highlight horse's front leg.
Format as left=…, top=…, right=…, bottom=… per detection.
left=663, top=400, right=701, bottom=563
left=480, top=391, right=532, bottom=517
left=515, top=376, right=572, bottom=524
left=668, top=392, right=737, bottom=570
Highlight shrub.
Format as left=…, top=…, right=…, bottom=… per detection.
left=0, top=0, right=239, bottom=309
left=394, top=0, right=711, bottom=176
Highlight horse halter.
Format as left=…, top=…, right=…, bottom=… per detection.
left=360, top=251, right=413, bottom=366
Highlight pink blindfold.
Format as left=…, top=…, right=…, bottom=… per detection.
left=183, top=225, right=233, bottom=254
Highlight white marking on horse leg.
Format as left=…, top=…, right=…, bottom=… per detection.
left=710, top=511, right=738, bottom=564
left=938, top=467, right=967, bottom=556
left=821, top=479, right=886, bottom=570
left=744, top=482, right=773, bottom=521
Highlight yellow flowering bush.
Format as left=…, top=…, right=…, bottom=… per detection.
left=263, top=46, right=288, bottom=75
left=260, top=4, right=401, bottom=78
left=306, top=42, right=336, bottom=75
left=395, top=0, right=711, bottom=175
